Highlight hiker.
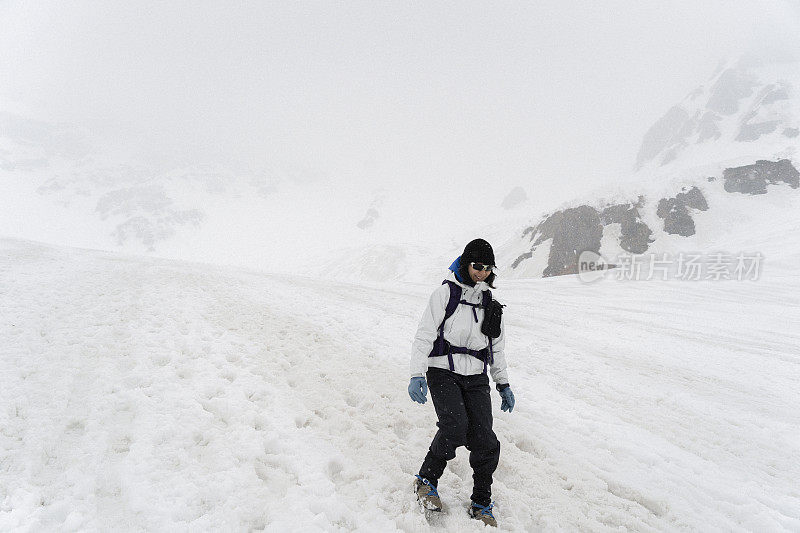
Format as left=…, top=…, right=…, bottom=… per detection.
left=408, top=238, right=515, bottom=527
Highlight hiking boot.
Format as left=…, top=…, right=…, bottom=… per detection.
left=468, top=502, right=497, bottom=527
left=414, top=475, right=442, bottom=511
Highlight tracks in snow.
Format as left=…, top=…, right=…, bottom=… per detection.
left=2, top=241, right=799, bottom=531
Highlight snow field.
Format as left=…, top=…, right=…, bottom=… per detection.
left=503, top=277, right=800, bottom=531
left=2, top=238, right=800, bottom=531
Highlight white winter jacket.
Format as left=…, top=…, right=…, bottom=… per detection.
left=410, top=272, right=509, bottom=385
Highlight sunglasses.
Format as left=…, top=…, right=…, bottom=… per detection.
left=470, top=262, right=494, bottom=272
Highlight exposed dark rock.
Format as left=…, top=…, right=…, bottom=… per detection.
left=737, top=121, right=781, bottom=141
left=636, top=106, right=692, bottom=169
left=94, top=186, right=205, bottom=249
left=521, top=205, right=603, bottom=277
left=760, top=84, right=789, bottom=105
left=723, top=159, right=800, bottom=194
left=654, top=110, right=700, bottom=166
left=736, top=110, right=780, bottom=141
left=656, top=186, right=708, bottom=237
left=656, top=199, right=694, bottom=236
left=697, top=112, right=722, bottom=142
left=356, top=208, right=379, bottom=229
left=734, top=82, right=790, bottom=142
left=501, top=186, right=528, bottom=210
left=679, top=186, right=709, bottom=211
left=112, top=210, right=204, bottom=251
left=511, top=251, right=532, bottom=269
left=661, top=146, right=681, bottom=166
left=515, top=195, right=658, bottom=276
left=706, top=68, right=757, bottom=116
left=636, top=68, right=793, bottom=169
left=113, top=216, right=158, bottom=250
left=95, top=186, right=173, bottom=219
left=600, top=203, right=654, bottom=254
left=547, top=206, right=604, bottom=277
left=707, top=176, right=716, bottom=182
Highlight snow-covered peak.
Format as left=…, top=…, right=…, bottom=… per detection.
left=636, top=57, right=799, bottom=172
left=501, top=186, right=529, bottom=210
left=496, top=56, right=800, bottom=280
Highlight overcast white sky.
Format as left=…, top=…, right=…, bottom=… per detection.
left=1, top=1, right=798, bottom=205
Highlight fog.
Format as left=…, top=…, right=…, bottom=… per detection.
left=3, top=3, right=796, bottom=179
left=1, top=1, right=798, bottom=269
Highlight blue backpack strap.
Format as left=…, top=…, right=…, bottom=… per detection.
left=429, top=280, right=461, bottom=371
left=442, top=280, right=462, bottom=322
left=459, top=299, right=480, bottom=322
left=460, top=288, right=492, bottom=323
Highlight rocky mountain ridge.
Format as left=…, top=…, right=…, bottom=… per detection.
left=502, top=58, right=800, bottom=278
left=636, top=59, right=798, bottom=170
left=507, top=159, right=798, bottom=277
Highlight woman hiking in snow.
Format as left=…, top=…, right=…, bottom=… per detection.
left=408, top=238, right=515, bottom=527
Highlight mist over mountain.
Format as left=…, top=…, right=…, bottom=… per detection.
left=3, top=6, right=800, bottom=531
left=4, top=54, right=798, bottom=284
left=0, top=108, right=392, bottom=272
left=0, top=104, right=545, bottom=278
left=502, top=57, right=800, bottom=280
left=636, top=57, right=798, bottom=170
left=2, top=1, right=799, bottom=281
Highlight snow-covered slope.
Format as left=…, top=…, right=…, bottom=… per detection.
left=2, top=237, right=799, bottom=531
left=636, top=58, right=799, bottom=172
left=0, top=109, right=389, bottom=273
left=502, top=57, right=800, bottom=279
left=301, top=58, right=800, bottom=284
left=3, top=56, right=798, bottom=284
left=0, top=107, right=540, bottom=280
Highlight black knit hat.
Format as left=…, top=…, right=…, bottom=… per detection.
left=462, top=238, right=495, bottom=267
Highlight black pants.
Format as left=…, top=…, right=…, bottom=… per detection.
left=418, top=367, right=500, bottom=507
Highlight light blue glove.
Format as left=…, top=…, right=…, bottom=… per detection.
left=408, top=377, right=428, bottom=404
left=499, top=387, right=515, bottom=412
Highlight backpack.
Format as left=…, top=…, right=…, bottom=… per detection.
left=428, top=280, right=503, bottom=374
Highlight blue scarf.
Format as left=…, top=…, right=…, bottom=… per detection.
left=448, top=256, right=465, bottom=283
